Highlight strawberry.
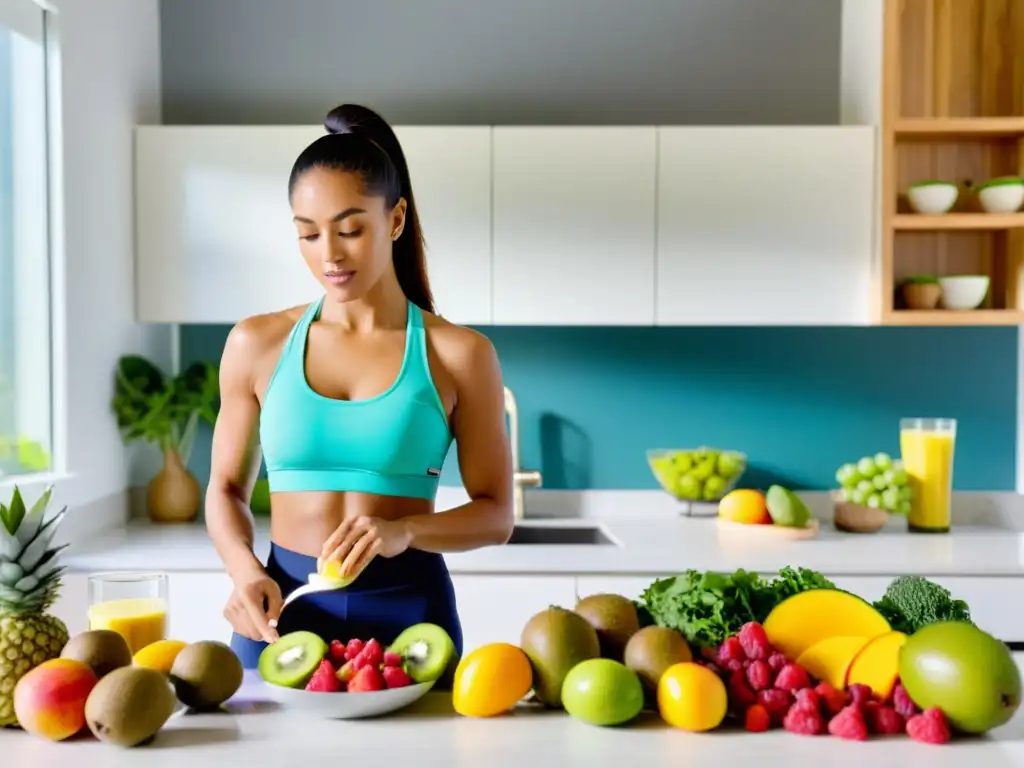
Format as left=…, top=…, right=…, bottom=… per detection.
left=348, top=665, right=385, bottom=693
left=329, top=639, right=347, bottom=665
left=359, top=638, right=384, bottom=668
left=383, top=651, right=404, bottom=668
left=382, top=665, right=414, bottom=689
left=305, top=659, right=342, bottom=692
left=345, top=638, right=365, bottom=660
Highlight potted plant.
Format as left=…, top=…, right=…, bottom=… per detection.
left=112, top=355, right=219, bottom=523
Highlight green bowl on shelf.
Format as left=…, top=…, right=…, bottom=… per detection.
left=646, top=447, right=747, bottom=503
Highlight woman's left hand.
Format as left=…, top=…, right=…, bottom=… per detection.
left=320, top=516, right=413, bottom=581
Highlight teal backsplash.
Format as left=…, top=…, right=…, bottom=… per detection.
left=177, top=324, right=1018, bottom=493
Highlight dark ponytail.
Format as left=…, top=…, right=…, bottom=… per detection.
left=287, top=103, right=435, bottom=314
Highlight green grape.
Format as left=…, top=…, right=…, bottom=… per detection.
left=899, top=486, right=913, bottom=502
left=857, top=457, right=878, bottom=478
left=856, top=479, right=874, bottom=494
left=897, top=499, right=912, bottom=516
left=839, top=487, right=855, bottom=502
left=866, top=494, right=882, bottom=509
left=874, top=452, right=893, bottom=471
left=872, top=474, right=888, bottom=491
left=851, top=488, right=869, bottom=505
left=836, top=463, right=860, bottom=488
left=888, top=468, right=909, bottom=486
left=881, top=487, right=900, bottom=511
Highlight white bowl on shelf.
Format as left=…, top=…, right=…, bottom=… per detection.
left=977, top=177, right=1024, bottom=213
left=907, top=181, right=958, bottom=214
left=938, top=275, right=990, bottom=311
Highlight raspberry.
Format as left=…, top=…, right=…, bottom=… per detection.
left=724, top=659, right=744, bottom=673
left=305, top=659, right=342, bottom=692
left=382, top=665, right=414, bottom=689
left=893, top=683, right=920, bottom=718
left=757, top=689, right=792, bottom=725
left=847, top=683, right=873, bottom=706
left=383, top=651, right=404, bottom=668
left=868, top=705, right=904, bottom=735
left=347, top=665, right=386, bottom=693
left=700, top=646, right=720, bottom=664
left=828, top=704, right=869, bottom=741
left=746, top=660, right=773, bottom=692
left=329, top=639, right=347, bottom=664
left=718, top=636, right=746, bottom=663
left=745, top=704, right=771, bottom=732
left=783, top=704, right=825, bottom=735
left=775, top=663, right=811, bottom=692
left=359, top=638, right=384, bottom=668
left=345, top=638, right=365, bottom=660
left=738, top=622, right=773, bottom=660
left=767, top=652, right=789, bottom=672
left=793, top=688, right=820, bottom=713
left=814, top=681, right=848, bottom=716
left=728, top=669, right=757, bottom=708
left=906, top=707, right=951, bottom=745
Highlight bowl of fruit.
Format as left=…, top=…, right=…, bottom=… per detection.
left=833, top=452, right=913, bottom=533
left=257, top=623, right=457, bottom=719
left=647, top=447, right=747, bottom=511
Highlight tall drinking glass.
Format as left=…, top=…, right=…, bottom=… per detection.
left=87, top=572, right=169, bottom=654
left=899, top=418, right=956, bottom=533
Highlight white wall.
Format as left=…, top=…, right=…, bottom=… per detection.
left=0, top=0, right=170, bottom=521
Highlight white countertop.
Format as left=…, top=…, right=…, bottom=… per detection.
left=3, top=668, right=1024, bottom=767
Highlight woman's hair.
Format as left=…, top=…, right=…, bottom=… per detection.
left=287, top=104, right=434, bottom=314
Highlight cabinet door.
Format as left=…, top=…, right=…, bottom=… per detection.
left=451, top=575, right=578, bottom=654
left=395, top=127, right=493, bottom=325
left=655, top=126, right=875, bottom=326
left=135, top=126, right=325, bottom=324
left=492, top=127, right=657, bottom=325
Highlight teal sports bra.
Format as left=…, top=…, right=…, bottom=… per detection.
left=259, top=296, right=453, bottom=500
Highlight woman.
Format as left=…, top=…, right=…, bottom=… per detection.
left=205, top=103, right=514, bottom=670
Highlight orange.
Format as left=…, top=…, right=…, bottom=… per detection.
left=717, top=488, right=771, bottom=525
left=657, top=662, right=728, bottom=732
left=452, top=642, right=533, bottom=718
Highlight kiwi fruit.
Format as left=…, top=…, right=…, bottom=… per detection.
left=387, top=623, right=456, bottom=684
left=85, top=666, right=178, bottom=747
left=520, top=606, right=600, bottom=708
left=258, top=630, right=328, bottom=689
left=574, top=593, right=641, bottom=660
left=169, top=640, right=244, bottom=710
left=60, top=629, right=133, bottom=679
left=623, top=625, right=692, bottom=695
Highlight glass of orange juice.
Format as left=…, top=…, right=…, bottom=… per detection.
left=87, top=572, right=169, bottom=655
left=899, top=417, right=956, bottom=533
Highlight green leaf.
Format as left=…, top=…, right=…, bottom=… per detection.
left=3, top=487, right=26, bottom=535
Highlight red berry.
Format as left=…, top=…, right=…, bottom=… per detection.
left=893, top=683, right=920, bottom=718
left=345, top=638, right=365, bottom=660
left=783, top=704, right=826, bottom=735
left=868, top=705, right=904, bottom=735
left=793, top=688, right=820, bottom=713
left=728, top=669, right=757, bottom=708
left=847, top=683, right=873, bottom=706
left=828, top=704, right=869, bottom=741
left=328, top=639, right=347, bottom=664
left=305, top=659, right=342, bottom=692
left=718, top=636, right=746, bottom=663
left=350, top=654, right=370, bottom=671
left=906, top=707, right=951, bottom=745
left=382, top=665, right=414, bottom=689
left=814, top=681, right=848, bottom=717
left=767, top=652, right=789, bottom=672
left=347, top=665, right=386, bottom=693
left=700, top=646, right=720, bottom=664
left=738, top=622, right=773, bottom=660
left=383, top=651, right=404, bottom=668
left=745, top=704, right=771, bottom=732
left=724, top=659, right=744, bottom=673
left=359, top=638, right=384, bottom=667
left=757, top=689, right=792, bottom=725
left=746, top=660, right=773, bottom=692
left=775, top=664, right=811, bottom=693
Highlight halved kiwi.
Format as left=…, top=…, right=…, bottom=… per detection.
left=257, top=630, right=328, bottom=689
left=387, top=623, right=456, bottom=683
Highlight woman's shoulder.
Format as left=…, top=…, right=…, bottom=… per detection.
left=421, top=310, right=499, bottom=378
left=221, top=303, right=311, bottom=366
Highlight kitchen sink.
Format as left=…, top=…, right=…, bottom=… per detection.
left=507, top=524, right=617, bottom=546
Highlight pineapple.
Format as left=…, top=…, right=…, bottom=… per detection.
left=0, top=485, right=70, bottom=726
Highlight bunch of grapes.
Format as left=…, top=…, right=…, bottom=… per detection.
left=835, top=452, right=913, bottom=515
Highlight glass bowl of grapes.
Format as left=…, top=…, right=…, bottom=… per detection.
left=833, top=452, right=913, bottom=533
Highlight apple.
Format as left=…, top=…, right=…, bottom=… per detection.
left=561, top=659, right=644, bottom=727
left=899, top=621, right=1022, bottom=734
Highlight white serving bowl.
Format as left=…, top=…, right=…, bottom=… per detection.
left=262, top=679, right=436, bottom=719
left=938, top=275, right=990, bottom=311
left=907, top=181, right=958, bottom=214
left=977, top=177, right=1024, bottom=213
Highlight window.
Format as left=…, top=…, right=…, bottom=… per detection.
left=0, top=1, right=52, bottom=479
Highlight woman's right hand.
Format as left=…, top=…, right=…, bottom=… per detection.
left=224, top=571, right=284, bottom=644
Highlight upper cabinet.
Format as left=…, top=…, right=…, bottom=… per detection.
left=655, top=126, right=876, bottom=326
left=491, top=127, right=657, bottom=325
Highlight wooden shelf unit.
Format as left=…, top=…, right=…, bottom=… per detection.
left=857, top=0, right=1024, bottom=325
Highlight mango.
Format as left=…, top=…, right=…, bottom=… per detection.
left=453, top=643, right=533, bottom=718
left=13, top=658, right=98, bottom=741
left=794, top=636, right=870, bottom=689
left=846, top=630, right=907, bottom=700
left=718, top=489, right=771, bottom=525
left=133, top=639, right=188, bottom=675
left=762, top=589, right=891, bottom=662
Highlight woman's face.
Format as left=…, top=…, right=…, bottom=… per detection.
left=290, top=166, right=406, bottom=301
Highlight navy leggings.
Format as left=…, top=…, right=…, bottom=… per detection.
left=229, top=543, right=464, bottom=671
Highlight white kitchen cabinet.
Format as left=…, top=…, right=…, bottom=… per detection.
left=491, top=127, right=658, bottom=325
left=655, top=126, right=876, bottom=326
left=134, top=126, right=493, bottom=325
left=451, top=575, right=578, bottom=654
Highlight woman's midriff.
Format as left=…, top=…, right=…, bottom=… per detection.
left=267, top=490, right=433, bottom=557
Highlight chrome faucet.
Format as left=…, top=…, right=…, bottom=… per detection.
left=504, top=386, right=542, bottom=521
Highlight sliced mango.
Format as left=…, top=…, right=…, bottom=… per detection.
left=794, top=635, right=870, bottom=689
left=846, top=630, right=908, bottom=700
left=762, top=589, right=891, bottom=662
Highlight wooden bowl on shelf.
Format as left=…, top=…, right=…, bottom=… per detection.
left=833, top=497, right=888, bottom=533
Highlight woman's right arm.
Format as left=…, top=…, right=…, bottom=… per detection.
left=205, top=319, right=282, bottom=642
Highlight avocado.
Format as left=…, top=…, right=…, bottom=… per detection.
left=765, top=485, right=812, bottom=527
